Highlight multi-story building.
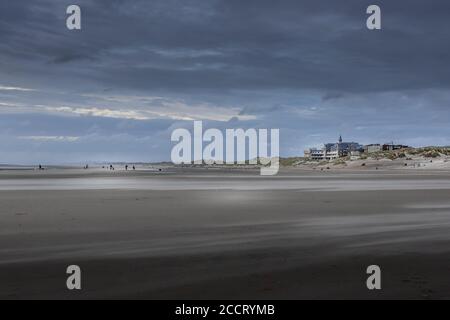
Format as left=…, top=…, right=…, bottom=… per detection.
left=382, top=143, right=409, bottom=151
left=364, top=144, right=382, bottom=153
left=304, top=135, right=363, bottom=160
left=304, top=148, right=326, bottom=160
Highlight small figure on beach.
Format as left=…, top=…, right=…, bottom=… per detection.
left=125, top=165, right=128, bottom=171
left=132, top=165, right=136, bottom=170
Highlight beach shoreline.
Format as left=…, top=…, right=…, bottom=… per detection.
left=1, top=168, right=450, bottom=299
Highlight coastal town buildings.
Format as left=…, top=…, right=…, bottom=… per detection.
left=304, top=136, right=408, bottom=161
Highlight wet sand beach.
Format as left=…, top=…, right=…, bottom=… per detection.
left=1, top=168, right=450, bottom=299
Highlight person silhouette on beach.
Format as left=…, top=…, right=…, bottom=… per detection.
left=125, top=165, right=128, bottom=171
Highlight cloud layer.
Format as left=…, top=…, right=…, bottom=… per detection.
left=0, top=0, right=449, bottom=163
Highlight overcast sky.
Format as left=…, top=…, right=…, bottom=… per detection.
left=1, top=0, right=449, bottom=164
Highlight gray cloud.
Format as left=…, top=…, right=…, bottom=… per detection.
left=2, top=0, right=450, bottom=92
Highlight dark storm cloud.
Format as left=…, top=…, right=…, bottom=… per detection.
left=1, top=0, right=450, bottom=93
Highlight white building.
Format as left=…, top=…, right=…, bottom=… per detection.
left=305, top=148, right=326, bottom=160
left=304, top=135, right=362, bottom=161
